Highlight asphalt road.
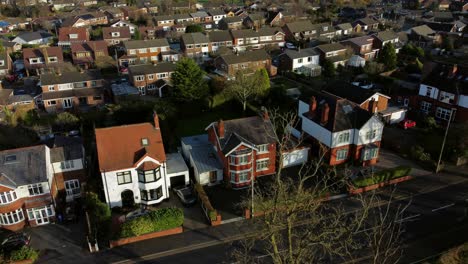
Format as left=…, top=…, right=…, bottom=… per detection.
left=146, top=177, right=468, bottom=264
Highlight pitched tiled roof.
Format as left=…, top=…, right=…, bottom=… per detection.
left=48, top=136, right=83, bottom=163
left=95, top=122, right=166, bottom=172
left=40, top=70, right=102, bottom=85
left=123, top=38, right=169, bottom=49
left=316, top=43, right=346, bottom=53
left=128, top=62, right=176, bottom=75
left=411, top=24, right=435, bottom=36
left=14, top=31, right=52, bottom=42
left=181, top=32, right=209, bottom=44
left=324, top=82, right=390, bottom=105
left=207, top=30, right=232, bottom=42
left=283, top=47, right=318, bottom=59
left=102, top=26, right=131, bottom=40
left=58, top=27, right=89, bottom=42
left=208, top=115, right=276, bottom=155
left=284, top=20, right=314, bottom=33
left=373, top=30, right=398, bottom=42
left=220, top=49, right=270, bottom=65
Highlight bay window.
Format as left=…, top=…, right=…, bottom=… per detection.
left=230, top=171, right=250, bottom=183
left=0, top=191, right=17, bottom=204
left=140, top=186, right=163, bottom=201
left=138, top=168, right=161, bottom=183
left=0, top=209, right=24, bottom=225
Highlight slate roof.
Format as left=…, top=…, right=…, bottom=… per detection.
left=0, top=145, right=48, bottom=188
left=344, top=36, right=374, bottom=46
left=208, top=115, right=276, bottom=155
left=14, top=31, right=52, bottom=42
left=302, top=91, right=375, bottom=133
left=95, top=121, right=166, bottom=172
left=336, top=23, right=353, bottom=30
left=411, top=24, right=435, bottom=36
left=355, top=17, right=379, bottom=25
left=220, top=49, right=270, bottom=65
left=123, top=38, right=169, bottom=49
left=47, top=136, right=83, bottom=163
left=128, top=62, right=176, bottom=75
left=373, top=30, right=399, bottom=42
left=323, top=82, right=390, bottom=105
left=208, top=9, right=226, bottom=16
left=425, top=22, right=455, bottom=32
left=316, top=43, right=347, bottom=53
left=189, top=146, right=223, bottom=173
left=221, top=16, right=243, bottom=23
left=40, top=70, right=102, bottom=85
left=284, top=20, right=314, bottom=33
left=153, top=15, right=175, bottom=21
left=422, top=63, right=468, bottom=94
left=283, top=47, right=318, bottom=59
left=181, top=32, right=209, bottom=44
left=230, top=29, right=259, bottom=39
left=207, top=30, right=233, bottom=42
left=190, top=11, right=210, bottom=18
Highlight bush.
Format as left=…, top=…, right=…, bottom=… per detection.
left=194, top=183, right=218, bottom=221
left=119, top=208, right=184, bottom=238
left=410, top=145, right=431, bottom=162
left=9, top=246, right=39, bottom=261
left=353, top=166, right=412, bottom=188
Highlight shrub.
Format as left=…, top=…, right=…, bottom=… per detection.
left=9, top=246, right=39, bottom=261
left=410, top=145, right=431, bottom=161
left=194, top=183, right=218, bottom=222
left=353, top=166, right=412, bottom=188
left=119, top=208, right=183, bottom=238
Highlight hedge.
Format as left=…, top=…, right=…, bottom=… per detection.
left=353, top=166, right=412, bottom=188
left=194, top=183, right=218, bottom=221
left=119, top=208, right=184, bottom=238
left=9, top=246, right=39, bottom=262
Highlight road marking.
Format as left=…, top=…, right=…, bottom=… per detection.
left=431, top=203, right=455, bottom=212
left=395, top=214, right=421, bottom=223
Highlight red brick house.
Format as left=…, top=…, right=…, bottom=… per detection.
left=206, top=113, right=277, bottom=189
left=71, top=41, right=109, bottom=68
left=58, top=27, right=89, bottom=47
left=23, top=47, right=64, bottom=76
left=102, top=26, right=131, bottom=45
left=214, top=49, right=275, bottom=77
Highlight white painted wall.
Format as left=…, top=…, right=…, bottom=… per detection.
left=282, top=148, right=309, bottom=168
left=354, top=115, right=384, bottom=145
left=292, top=55, right=319, bottom=70
left=419, top=84, right=438, bottom=99
left=15, top=182, right=50, bottom=200
left=51, top=158, right=84, bottom=174
left=299, top=100, right=332, bottom=147
left=458, top=94, right=468, bottom=108
left=101, top=156, right=169, bottom=208
left=331, top=129, right=354, bottom=148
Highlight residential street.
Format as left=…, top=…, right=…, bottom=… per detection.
left=77, top=170, right=467, bottom=264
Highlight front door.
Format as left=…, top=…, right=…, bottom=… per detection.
left=35, top=208, right=49, bottom=225
left=63, top=98, right=73, bottom=108
left=79, top=97, right=87, bottom=106
left=209, top=171, right=217, bottom=183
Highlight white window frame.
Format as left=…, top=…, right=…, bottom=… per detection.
left=128, top=49, right=136, bottom=55
left=117, top=171, right=132, bottom=185
left=337, top=132, right=350, bottom=144
left=365, top=130, right=377, bottom=140
left=435, top=107, right=452, bottom=120
left=230, top=154, right=249, bottom=165
left=147, top=74, right=154, bottom=80
left=363, top=148, right=378, bottom=161
left=257, top=144, right=269, bottom=153
left=60, top=160, right=74, bottom=170
left=0, top=208, right=24, bottom=225
left=65, top=179, right=80, bottom=197
left=48, top=85, right=55, bottom=91
left=28, top=183, right=44, bottom=196
left=138, top=48, right=147, bottom=54
left=230, top=171, right=250, bottom=183
left=135, top=75, right=145, bottom=81
left=421, top=101, right=431, bottom=113
left=0, top=191, right=17, bottom=205
left=256, top=159, right=269, bottom=171
left=336, top=149, right=348, bottom=161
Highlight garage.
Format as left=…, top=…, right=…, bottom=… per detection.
left=169, top=175, right=186, bottom=188
left=282, top=147, right=309, bottom=168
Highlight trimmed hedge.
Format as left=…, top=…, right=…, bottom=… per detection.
left=194, top=183, right=218, bottom=221
left=119, top=208, right=184, bottom=238
left=353, top=166, right=412, bottom=188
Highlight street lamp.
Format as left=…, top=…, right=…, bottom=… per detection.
left=436, top=108, right=457, bottom=173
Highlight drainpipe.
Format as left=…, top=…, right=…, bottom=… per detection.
left=251, top=149, right=255, bottom=218
left=102, top=170, right=111, bottom=207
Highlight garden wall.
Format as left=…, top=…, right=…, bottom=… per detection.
left=109, top=226, right=183, bottom=248
left=349, top=176, right=413, bottom=194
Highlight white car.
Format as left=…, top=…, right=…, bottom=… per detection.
left=286, top=42, right=296, bottom=49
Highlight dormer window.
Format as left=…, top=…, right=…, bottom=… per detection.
left=4, top=155, right=17, bottom=164
left=0, top=60, right=4, bottom=66
left=141, top=138, right=149, bottom=146
left=111, top=32, right=120, bottom=37
left=48, top=57, right=58, bottom=63
left=69, top=34, right=78, bottom=39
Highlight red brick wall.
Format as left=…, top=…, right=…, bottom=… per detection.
left=2, top=220, right=25, bottom=231
left=328, top=141, right=381, bottom=166
left=0, top=185, right=13, bottom=192
left=0, top=198, right=25, bottom=214
left=51, top=169, right=87, bottom=201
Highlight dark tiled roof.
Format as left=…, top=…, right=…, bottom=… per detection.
left=220, top=49, right=270, bottom=65
left=0, top=145, right=48, bottom=188
left=207, top=30, right=232, bottom=42
left=411, top=24, right=435, bottom=36
left=181, top=32, right=209, bottom=44
left=425, top=22, right=455, bottom=32
left=316, top=43, right=346, bottom=53
left=123, top=38, right=169, bottom=49
left=48, top=136, right=83, bottom=163
left=221, top=16, right=243, bottom=23
left=373, top=30, right=399, bottom=42
left=284, top=20, right=314, bottom=33
left=42, top=87, right=104, bottom=100
left=422, top=63, right=468, bottom=94
left=323, top=82, right=390, bottom=105
left=283, top=47, right=318, bottom=59
left=40, top=70, right=102, bottom=86
left=128, top=62, right=176, bottom=75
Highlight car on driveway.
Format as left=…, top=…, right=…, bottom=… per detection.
left=399, top=119, right=416, bottom=130
left=0, top=229, right=30, bottom=254
left=125, top=208, right=149, bottom=221
left=285, top=42, right=296, bottom=49
left=173, top=186, right=196, bottom=206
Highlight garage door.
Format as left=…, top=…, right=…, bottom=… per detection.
left=170, top=175, right=186, bottom=188
left=282, top=148, right=309, bottom=168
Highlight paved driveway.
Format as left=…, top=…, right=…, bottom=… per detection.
left=376, top=149, right=432, bottom=177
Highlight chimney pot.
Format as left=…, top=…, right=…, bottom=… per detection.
left=153, top=111, right=160, bottom=129
left=309, top=96, right=317, bottom=115
left=218, top=120, right=225, bottom=138
left=321, top=103, right=329, bottom=125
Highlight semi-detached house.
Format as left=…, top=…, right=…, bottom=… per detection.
left=122, top=39, right=170, bottom=66
left=95, top=115, right=189, bottom=208
left=296, top=93, right=384, bottom=166
left=128, top=62, right=176, bottom=96
left=180, top=32, right=211, bottom=62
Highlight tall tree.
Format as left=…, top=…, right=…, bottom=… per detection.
left=378, top=43, right=397, bottom=71
left=172, top=58, right=209, bottom=102
left=254, top=68, right=271, bottom=97
left=224, top=70, right=264, bottom=111
left=322, top=59, right=336, bottom=78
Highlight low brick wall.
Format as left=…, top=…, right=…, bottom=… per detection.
left=10, top=259, right=34, bottom=264
left=211, top=214, right=222, bottom=226
left=109, top=226, right=183, bottom=248
left=349, top=176, right=413, bottom=194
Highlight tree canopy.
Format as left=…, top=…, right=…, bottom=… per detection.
left=172, top=58, right=209, bottom=102
left=185, top=24, right=204, bottom=33
left=378, top=42, right=397, bottom=71
left=322, top=59, right=336, bottom=78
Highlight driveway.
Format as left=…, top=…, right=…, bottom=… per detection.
left=28, top=220, right=92, bottom=264
left=376, top=148, right=432, bottom=177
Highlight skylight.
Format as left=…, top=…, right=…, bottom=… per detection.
left=141, top=138, right=149, bottom=146
left=4, top=155, right=17, bottom=164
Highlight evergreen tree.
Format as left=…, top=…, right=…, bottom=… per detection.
left=378, top=42, right=397, bottom=71
left=185, top=24, right=204, bottom=33
left=322, top=59, right=336, bottom=78
left=172, top=58, right=209, bottom=102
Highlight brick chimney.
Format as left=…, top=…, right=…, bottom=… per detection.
left=218, top=120, right=225, bottom=138
left=309, top=96, right=317, bottom=115
left=369, top=99, right=378, bottom=113
left=153, top=111, right=160, bottom=129
left=452, top=64, right=458, bottom=76
left=321, top=103, right=329, bottom=125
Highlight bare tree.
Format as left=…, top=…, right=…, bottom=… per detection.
left=224, top=70, right=263, bottom=112
left=230, top=109, right=406, bottom=264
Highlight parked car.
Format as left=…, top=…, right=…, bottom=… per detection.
left=125, top=208, right=149, bottom=221
left=0, top=229, right=30, bottom=254
left=399, top=119, right=416, bottom=129
left=285, top=42, right=296, bottom=49
left=173, top=186, right=196, bottom=206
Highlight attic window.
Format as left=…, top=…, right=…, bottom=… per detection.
left=4, top=155, right=17, bottom=164
left=111, top=32, right=120, bottom=37
left=141, top=138, right=149, bottom=146
left=69, top=34, right=78, bottom=39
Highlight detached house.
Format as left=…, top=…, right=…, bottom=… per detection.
left=341, top=36, right=378, bottom=61
left=315, top=43, right=348, bottom=67
left=297, top=93, right=384, bottom=166
left=128, top=63, right=176, bottom=96
left=102, top=26, right=131, bottom=45
left=12, top=31, right=52, bottom=45
left=58, top=27, right=89, bottom=47
left=418, top=63, right=468, bottom=122
left=278, top=48, right=321, bottom=76
left=352, top=17, right=379, bottom=33
left=282, top=21, right=315, bottom=42
left=208, top=9, right=227, bottom=24
left=23, top=47, right=64, bottom=76
left=218, top=16, right=243, bottom=30
left=39, top=70, right=105, bottom=113
left=214, top=49, right=274, bottom=77
left=71, top=41, right=109, bottom=68
left=121, top=39, right=170, bottom=66
left=111, top=20, right=138, bottom=35
left=408, top=24, right=441, bottom=48
left=180, top=33, right=211, bottom=62
left=205, top=113, right=277, bottom=188
left=95, top=115, right=189, bottom=208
